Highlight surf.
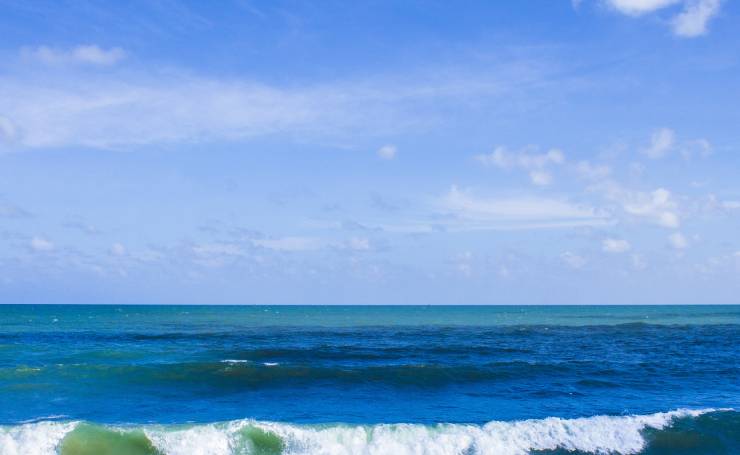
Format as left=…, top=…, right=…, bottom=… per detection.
left=1, top=408, right=736, bottom=455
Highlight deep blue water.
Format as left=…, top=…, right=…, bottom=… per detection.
left=0, top=305, right=738, bottom=454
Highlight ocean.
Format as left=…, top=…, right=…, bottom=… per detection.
left=0, top=305, right=738, bottom=454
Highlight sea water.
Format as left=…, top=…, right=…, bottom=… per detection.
left=0, top=305, right=738, bottom=454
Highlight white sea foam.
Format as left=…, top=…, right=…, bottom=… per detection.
left=146, top=424, right=234, bottom=455
left=0, top=421, right=75, bottom=455
left=254, top=409, right=704, bottom=455
left=220, top=359, right=250, bottom=364
left=0, top=408, right=725, bottom=455
left=143, top=408, right=723, bottom=455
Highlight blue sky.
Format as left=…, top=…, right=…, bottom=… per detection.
left=1, top=0, right=739, bottom=304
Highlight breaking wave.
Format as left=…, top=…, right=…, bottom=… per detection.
left=1, top=408, right=736, bottom=455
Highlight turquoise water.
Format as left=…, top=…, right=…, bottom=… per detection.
left=0, top=305, right=738, bottom=454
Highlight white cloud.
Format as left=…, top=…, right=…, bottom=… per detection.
left=672, top=0, right=721, bottom=37
left=562, top=251, right=587, bottom=269
left=253, top=237, right=324, bottom=251
left=576, top=161, right=611, bottom=180
left=643, top=128, right=675, bottom=159
left=377, top=145, right=397, bottom=160
left=475, top=146, right=565, bottom=186
left=30, top=236, right=54, bottom=252
left=439, top=185, right=609, bottom=230
left=528, top=170, right=552, bottom=186
left=606, top=0, right=681, bottom=15
left=0, top=200, right=30, bottom=218
left=602, top=0, right=721, bottom=37
left=603, top=238, right=631, bottom=253
left=682, top=138, right=713, bottom=159
left=601, top=184, right=681, bottom=228
left=641, top=128, right=714, bottom=160
left=190, top=242, right=248, bottom=268
left=668, top=232, right=689, bottom=249
left=192, top=243, right=245, bottom=257
left=0, top=116, right=17, bottom=144
left=641, top=129, right=713, bottom=160
left=110, top=243, right=127, bottom=256
left=0, top=51, right=560, bottom=150
left=631, top=253, right=648, bottom=270
left=476, top=146, right=564, bottom=169
left=346, top=237, right=372, bottom=251
left=452, top=251, right=475, bottom=277
left=21, top=45, right=126, bottom=66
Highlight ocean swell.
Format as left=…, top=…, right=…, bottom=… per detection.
left=0, top=408, right=734, bottom=455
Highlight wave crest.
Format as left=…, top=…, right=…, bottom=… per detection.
left=0, top=408, right=729, bottom=455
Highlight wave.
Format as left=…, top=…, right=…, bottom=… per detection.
left=0, top=360, right=592, bottom=389
left=0, top=408, right=735, bottom=455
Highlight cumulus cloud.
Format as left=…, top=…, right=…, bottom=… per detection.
left=624, top=188, right=680, bottom=228
left=672, top=0, right=722, bottom=37
left=475, top=146, right=565, bottom=186
left=30, top=236, right=54, bottom=252
left=21, top=45, right=126, bottom=66
left=643, top=128, right=675, bottom=159
left=598, top=183, right=681, bottom=228
left=562, top=251, right=587, bottom=269
left=606, top=0, right=681, bottom=15
left=603, top=238, right=631, bottom=253
left=641, top=128, right=712, bottom=160
left=576, top=161, right=611, bottom=180
left=601, top=0, right=721, bottom=37
left=110, top=243, right=127, bottom=256
left=346, top=237, right=372, bottom=251
left=668, top=231, right=689, bottom=249
left=377, top=145, right=397, bottom=160
left=451, top=251, right=475, bottom=277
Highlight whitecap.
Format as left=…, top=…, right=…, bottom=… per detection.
left=0, top=421, right=76, bottom=455
left=0, top=408, right=726, bottom=455
left=254, top=408, right=720, bottom=455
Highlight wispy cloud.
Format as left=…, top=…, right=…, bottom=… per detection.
left=0, top=199, right=31, bottom=218
left=0, top=48, right=561, bottom=150
left=253, top=236, right=325, bottom=252
left=605, top=0, right=681, bottom=16
left=21, top=45, right=126, bottom=66
left=438, top=185, right=609, bottom=230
